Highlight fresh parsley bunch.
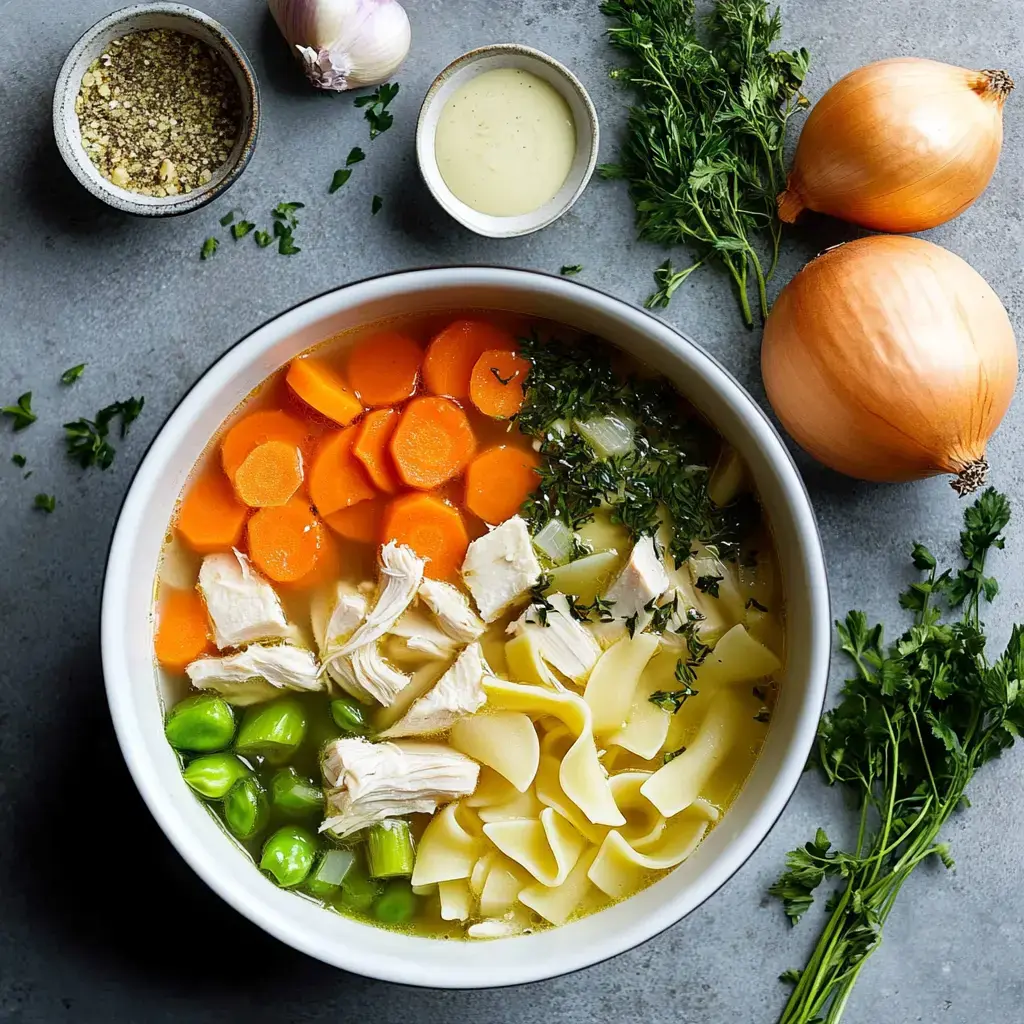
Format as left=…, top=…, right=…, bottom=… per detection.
left=600, top=0, right=809, bottom=323
left=771, top=488, right=1024, bottom=1024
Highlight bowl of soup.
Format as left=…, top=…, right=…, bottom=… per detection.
left=101, top=268, right=830, bottom=987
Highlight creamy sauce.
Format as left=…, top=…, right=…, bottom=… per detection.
left=434, top=68, right=577, bottom=217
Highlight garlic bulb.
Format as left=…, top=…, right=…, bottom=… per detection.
left=268, top=0, right=411, bottom=92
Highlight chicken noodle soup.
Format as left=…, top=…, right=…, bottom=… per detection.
left=154, top=313, right=785, bottom=938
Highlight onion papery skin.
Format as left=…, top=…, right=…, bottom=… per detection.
left=761, top=236, right=1018, bottom=492
left=778, top=58, right=1012, bottom=232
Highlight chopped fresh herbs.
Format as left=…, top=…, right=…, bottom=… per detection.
left=600, top=0, right=809, bottom=324
left=573, top=596, right=617, bottom=624
left=649, top=676, right=699, bottom=713
left=346, top=146, right=366, bottom=166
left=63, top=397, right=144, bottom=470
left=695, top=573, right=723, bottom=598
left=771, top=489, right=1024, bottom=1022
left=647, top=594, right=678, bottom=634
left=254, top=229, right=273, bottom=248
left=528, top=575, right=556, bottom=626
left=490, top=367, right=514, bottom=386
left=2, top=393, right=36, bottom=431
left=231, top=220, right=255, bottom=240
left=663, top=745, right=686, bottom=763
left=11, top=453, right=26, bottom=468
left=355, top=82, right=399, bottom=138
left=371, top=194, right=384, bottom=216
left=270, top=203, right=304, bottom=255
left=60, top=364, right=86, bottom=385
left=746, top=597, right=769, bottom=612
left=625, top=612, right=640, bottom=639
left=329, top=168, right=352, bottom=193
left=34, top=493, right=55, bottom=513
left=273, top=202, right=305, bottom=221
left=200, top=237, right=219, bottom=260
left=560, top=264, right=583, bottom=276
left=219, top=211, right=235, bottom=226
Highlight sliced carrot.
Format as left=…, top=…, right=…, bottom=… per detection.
left=352, top=408, right=400, bottom=493
left=347, top=333, right=423, bottom=407
left=233, top=440, right=304, bottom=508
left=465, top=445, right=541, bottom=524
left=177, top=470, right=249, bottom=553
left=382, top=493, right=469, bottom=580
left=324, top=496, right=387, bottom=544
left=155, top=588, right=213, bottom=670
left=247, top=499, right=324, bottom=583
left=221, top=409, right=312, bottom=480
left=389, top=396, right=477, bottom=490
left=282, top=525, right=341, bottom=589
left=308, top=426, right=377, bottom=517
left=422, top=320, right=519, bottom=399
left=469, top=350, right=530, bottom=419
left=286, top=357, right=363, bottom=426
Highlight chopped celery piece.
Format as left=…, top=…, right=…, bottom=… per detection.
left=337, top=861, right=381, bottom=912
left=374, top=879, right=418, bottom=924
left=708, top=445, right=746, bottom=507
left=270, top=767, right=323, bottom=816
left=307, top=849, right=355, bottom=900
left=574, top=413, right=635, bottom=459
left=235, top=699, right=307, bottom=765
left=367, top=819, right=415, bottom=878
left=330, top=697, right=368, bottom=735
left=532, top=517, right=574, bottom=565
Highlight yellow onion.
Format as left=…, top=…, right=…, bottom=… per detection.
left=762, top=236, right=1018, bottom=494
left=778, top=58, right=1013, bottom=232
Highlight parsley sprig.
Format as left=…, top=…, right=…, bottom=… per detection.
left=355, top=82, right=399, bottom=139
left=64, top=397, right=144, bottom=470
left=600, top=0, right=809, bottom=324
left=2, top=392, right=36, bottom=431
left=770, top=489, right=1024, bottom=1023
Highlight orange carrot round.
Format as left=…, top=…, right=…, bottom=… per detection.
left=469, top=350, right=530, bottom=419
left=389, top=396, right=476, bottom=490
left=308, top=426, right=377, bottom=517
left=465, top=445, right=541, bottom=524
left=221, top=409, right=312, bottom=480
left=324, top=496, right=387, bottom=544
left=233, top=440, right=304, bottom=508
left=347, top=333, right=423, bottom=407
left=177, top=470, right=249, bottom=553
left=155, top=588, right=213, bottom=669
left=422, top=320, right=519, bottom=399
left=247, top=500, right=324, bottom=583
left=382, top=493, right=469, bottom=580
left=352, top=408, right=400, bottom=493
left=286, top=358, right=363, bottom=426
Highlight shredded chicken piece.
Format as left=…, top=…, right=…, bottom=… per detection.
left=508, top=593, right=601, bottom=682
left=187, top=643, right=321, bottom=704
left=197, top=550, right=294, bottom=649
left=348, top=643, right=411, bottom=707
left=418, top=578, right=485, bottom=642
left=389, top=608, right=459, bottom=660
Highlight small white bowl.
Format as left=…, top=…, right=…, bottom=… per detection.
left=53, top=3, right=260, bottom=217
left=101, top=268, right=831, bottom=988
left=417, top=45, right=600, bottom=238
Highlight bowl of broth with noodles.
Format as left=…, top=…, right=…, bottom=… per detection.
left=102, top=268, right=829, bottom=986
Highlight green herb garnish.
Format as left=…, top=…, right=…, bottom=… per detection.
left=200, top=237, right=219, bottom=260
left=34, top=493, right=55, bottom=513
left=219, top=211, right=235, bottom=226
left=271, top=202, right=304, bottom=255
left=346, top=146, right=366, bottom=165
left=560, top=265, right=583, bottom=276
left=649, top=672, right=699, bottom=713
left=60, top=364, right=86, bottom=385
left=355, top=83, right=399, bottom=139
left=695, top=573, right=723, bottom=598
left=2, top=393, right=36, bottom=431
left=254, top=230, right=273, bottom=248
left=600, top=0, right=809, bottom=324
left=64, top=397, right=144, bottom=470
left=11, top=454, right=26, bottom=468
left=746, top=597, right=769, bottom=612
left=771, top=488, right=1024, bottom=1022
left=329, top=168, right=352, bottom=193
left=371, top=194, right=384, bottom=216
left=231, top=220, right=255, bottom=240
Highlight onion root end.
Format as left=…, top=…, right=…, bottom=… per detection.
left=951, top=458, right=989, bottom=496
left=777, top=186, right=804, bottom=224
left=978, top=69, right=1015, bottom=103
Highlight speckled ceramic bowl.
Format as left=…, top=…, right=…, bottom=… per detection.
left=53, top=3, right=259, bottom=217
left=417, top=45, right=600, bottom=238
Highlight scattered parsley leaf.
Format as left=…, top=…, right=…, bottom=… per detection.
left=2, top=393, right=36, bottom=432
left=63, top=396, right=144, bottom=470
left=355, top=82, right=399, bottom=138
left=329, top=168, right=353, bottom=194
left=346, top=146, right=366, bottom=166
left=60, top=364, right=86, bottom=386
left=231, top=220, right=255, bottom=240
left=200, top=237, right=219, bottom=260
left=23, top=471, right=31, bottom=479
left=34, top=493, right=55, bottom=513
left=272, top=202, right=305, bottom=225
left=254, top=230, right=273, bottom=248
left=695, top=573, right=723, bottom=598
left=219, top=211, right=236, bottom=227
left=11, top=454, right=26, bottom=468
left=560, top=265, right=583, bottom=276
left=278, top=234, right=301, bottom=256
left=371, top=194, right=384, bottom=216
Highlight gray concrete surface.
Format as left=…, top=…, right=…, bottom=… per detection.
left=2, top=1, right=1023, bottom=1021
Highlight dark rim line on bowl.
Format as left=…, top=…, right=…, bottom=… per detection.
left=52, top=3, right=261, bottom=217
left=99, top=266, right=830, bottom=987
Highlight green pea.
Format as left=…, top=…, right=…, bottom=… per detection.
left=223, top=776, right=269, bottom=840
left=336, top=860, right=381, bottom=913
left=330, top=697, right=368, bottom=735
left=260, top=826, right=317, bottom=888
left=270, top=767, right=323, bottom=817
left=306, top=848, right=355, bottom=900
left=165, top=695, right=236, bottom=753
left=183, top=753, right=250, bottom=799
left=235, top=698, right=307, bottom=765
left=373, top=879, right=418, bottom=925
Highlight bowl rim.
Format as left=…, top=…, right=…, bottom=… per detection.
left=52, top=1, right=260, bottom=217
left=100, top=267, right=831, bottom=987
left=415, top=44, right=600, bottom=238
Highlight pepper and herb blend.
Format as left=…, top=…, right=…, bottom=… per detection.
left=75, top=29, right=242, bottom=197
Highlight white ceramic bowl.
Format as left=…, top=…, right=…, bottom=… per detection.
left=101, top=268, right=830, bottom=988
left=416, top=45, right=599, bottom=238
